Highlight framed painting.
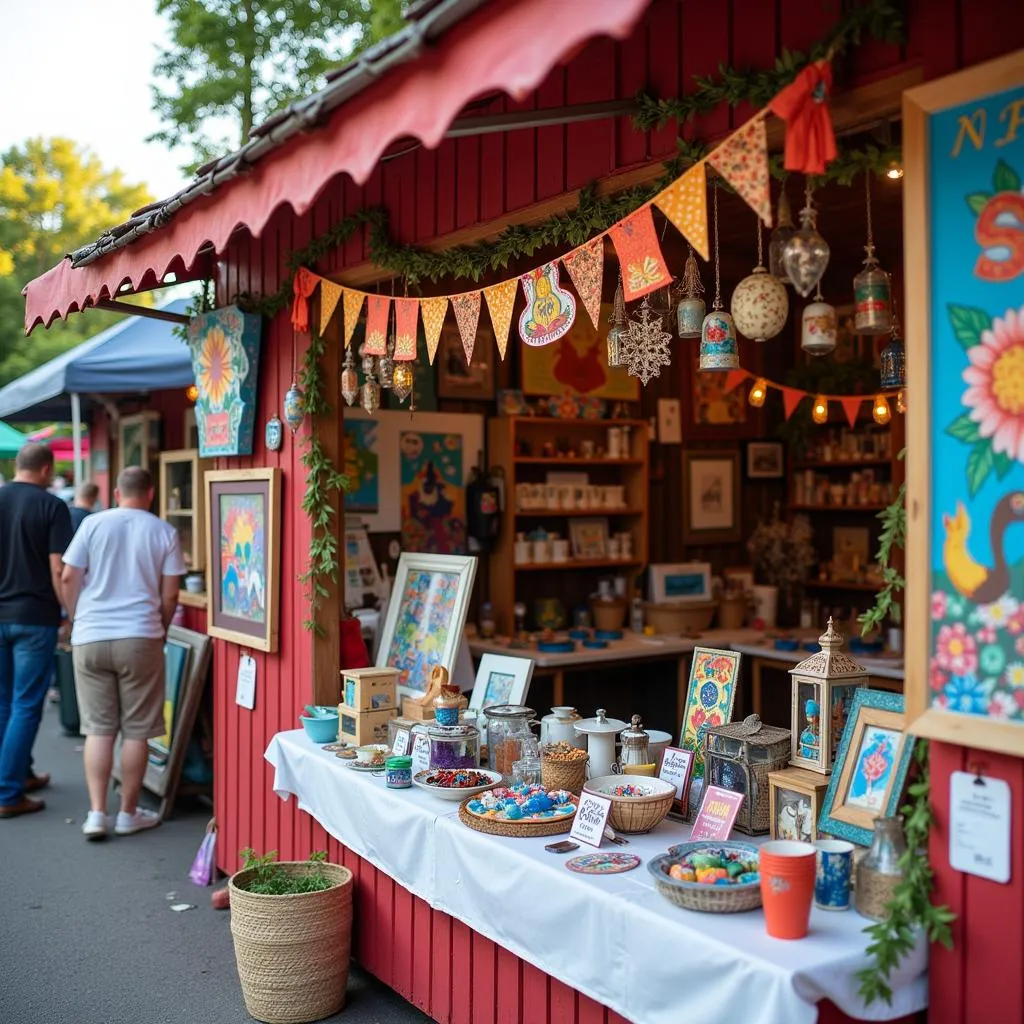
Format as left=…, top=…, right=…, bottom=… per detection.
left=400, top=429, right=467, bottom=554
left=819, top=689, right=915, bottom=847
left=904, top=52, right=1024, bottom=755
left=682, top=450, right=741, bottom=545
left=437, top=321, right=496, bottom=400
left=569, top=517, right=608, bottom=559
left=205, top=468, right=282, bottom=653
left=343, top=418, right=380, bottom=514
left=468, top=653, right=534, bottom=714
left=746, top=441, right=784, bottom=479
left=679, top=647, right=742, bottom=779
left=118, top=411, right=160, bottom=473
left=376, top=552, right=478, bottom=701
left=649, top=562, right=712, bottom=604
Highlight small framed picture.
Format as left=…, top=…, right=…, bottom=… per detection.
left=682, top=450, right=741, bottom=545
left=768, top=767, right=830, bottom=843
left=649, top=563, right=712, bottom=604
left=746, top=441, right=784, bottom=479
left=569, top=517, right=609, bottom=560
left=469, top=653, right=534, bottom=715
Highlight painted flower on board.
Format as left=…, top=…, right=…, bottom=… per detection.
left=931, top=591, right=947, bottom=621
left=979, top=595, right=1020, bottom=631
left=943, top=674, right=991, bottom=715
left=976, top=626, right=997, bottom=645
left=980, top=644, right=1007, bottom=677
left=934, top=623, right=978, bottom=676
left=930, top=663, right=949, bottom=692
left=1008, top=607, right=1024, bottom=635
left=197, top=326, right=234, bottom=407
left=989, top=691, right=1018, bottom=721
left=1006, top=662, right=1024, bottom=688
left=945, top=594, right=967, bottom=621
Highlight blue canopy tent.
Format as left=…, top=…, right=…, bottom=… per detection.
left=0, top=419, right=27, bottom=459
left=0, top=298, right=193, bottom=483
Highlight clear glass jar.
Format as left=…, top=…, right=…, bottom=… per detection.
left=432, top=686, right=467, bottom=727
left=483, top=704, right=537, bottom=781
left=855, top=815, right=907, bottom=921
left=427, top=724, right=480, bottom=770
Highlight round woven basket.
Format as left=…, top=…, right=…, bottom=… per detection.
left=647, top=845, right=762, bottom=913
left=540, top=753, right=588, bottom=795
left=458, top=797, right=576, bottom=837
left=229, top=862, right=353, bottom=1024
left=583, top=776, right=675, bottom=834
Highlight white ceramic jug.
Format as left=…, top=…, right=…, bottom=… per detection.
left=539, top=707, right=585, bottom=748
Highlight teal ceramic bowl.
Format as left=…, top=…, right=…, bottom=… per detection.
left=299, top=712, right=340, bottom=743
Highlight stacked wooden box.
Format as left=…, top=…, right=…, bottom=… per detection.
left=338, top=667, right=399, bottom=745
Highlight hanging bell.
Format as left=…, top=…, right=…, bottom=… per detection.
left=880, top=323, right=906, bottom=391
left=340, top=349, right=359, bottom=406
left=360, top=375, right=381, bottom=414
left=768, top=189, right=796, bottom=284
left=699, top=309, right=739, bottom=371
left=854, top=251, right=893, bottom=335
left=392, top=362, right=414, bottom=403
left=606, top=275, right=627, bottom=368
left=782, top=188, right=830, bottom=298
left=283, top=381, right=305, bottom=433
left=676, top=248, right=705, bottom=339
left=801, top=286, right=837, bottom=357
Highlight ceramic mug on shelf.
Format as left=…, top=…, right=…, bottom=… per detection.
left=552, top=539, right=570, bottom=563
left=557, top=484, right=573, bottom=509
left=607, top=427, right=623, bottom=459
left=514, top=539, right=532, bottom=565
left=533, top=538, right=552, bottom=564
left=542, top=484, right=558, bottom=510
left=607, top=537, right=621, bottom=560
left=580, top=439, right=596, bottom=459
left=604, top=485, right=625, bottom=509
left=573, top=485, right=588, bottom=510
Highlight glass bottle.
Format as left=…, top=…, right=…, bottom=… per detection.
left=483, top=704, right=537, bottom=781
left=855, top=816, right=907, bottom=921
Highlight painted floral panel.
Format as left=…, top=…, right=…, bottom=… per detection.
left=680, top=649, right=741, bottom=777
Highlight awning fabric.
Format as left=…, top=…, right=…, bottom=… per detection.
left=23, top=0, right=650, bottom=333
left=0, top=298, right=193, bottom=422
left=0, top=420, right=27, bottom=458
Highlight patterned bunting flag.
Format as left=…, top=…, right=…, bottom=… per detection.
left=562, top=239, right=604, bottom=330
left=318, top=280, right=343, bottom=337
left=420, top=296, right=448, bottom=365
left=451, top=291, right=482, bottom=364
left=654, top=163, right=709, bottom=261
left=841, top=396, right=863, bottom=429
left=342, top=288, right=365, bottom=349
left=483, top=279, right=517, bottom=361
left=708, top=116, right=772, bottom=227
left=609, top=206, right=669, bottom=302
left=781, top=387, right=806, bottom=420
left=393, top=298, right=420, bottom=360
left=363, top=295, right=390, bottom=356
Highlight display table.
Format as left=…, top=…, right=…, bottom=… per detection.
left=266, top=730, right=926, bottom=1024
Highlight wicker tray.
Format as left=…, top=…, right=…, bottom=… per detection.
left=458, top=796, right=577, bottom=838
left=647, top=842, right=762, bottom=913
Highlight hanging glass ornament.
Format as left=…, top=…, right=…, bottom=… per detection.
left=378, top=328, right=395, bottom=389
left=340, top=348, right=359, bottom=406
left=872, top=394, right=892, bottom=425
left=700, top=178, right=739, bottom=371
left=811, top=395, right=829, bottom=424
left=283, top=381, right=305, bottom=433
left=360, top=344, right=376, bottom=377
left=768, top=187, right=796, bottom=284
left=360, top=373, right=381, bottom=414
left=676, top=246, right=706, bottom=338
left=606, top=275, right=627, bottom=368
left=801, top=281, right=837, bottom=356
left=880, top=308, right=906, bottom=391
left=392, top=362, right=414, bottom=403
left=854, top=171, right=892, bottom=335
left=731, top=218, right=789, bottom=342
left=748, top=378, right=768, bottom=407
left=782, top=182, right=830, bottom=298
left=621, top=297, right=673, bottom=385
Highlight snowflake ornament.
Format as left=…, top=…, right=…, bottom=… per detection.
left=621, top=299, right=673, bottom=385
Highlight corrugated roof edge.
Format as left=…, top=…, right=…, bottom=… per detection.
left=68, top=0, right=491, bottom=270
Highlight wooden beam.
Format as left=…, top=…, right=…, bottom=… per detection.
left=94, top=299, right=190, bottom=324
left=444, top=100, right=638, bottom=138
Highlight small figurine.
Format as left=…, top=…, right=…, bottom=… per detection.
left=799, top=699, right=821, bottom=760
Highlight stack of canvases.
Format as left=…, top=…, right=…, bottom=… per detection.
left=338, top=668, right=400, bottom=745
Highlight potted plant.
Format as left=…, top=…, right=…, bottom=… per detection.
left=229, top=849, right=353, bottom=1024
left=747, top=504, right=816, bottom=628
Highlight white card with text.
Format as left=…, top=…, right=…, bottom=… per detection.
left=392, top=728, right=411, bottom=756
left=235, top=655, right=256, bottom=710
left=570, top=792, right=612, bottom=848
left=658, top=746, right=695, bottom=813
left=411, top=732, right=431, bottom=774
left=950, top=771, right=1011, bottom=883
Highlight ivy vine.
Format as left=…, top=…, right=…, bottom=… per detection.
left=858, top=448, right=907, bottom=635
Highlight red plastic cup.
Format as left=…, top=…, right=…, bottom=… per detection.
left=759, top=840, right=817, bottom=939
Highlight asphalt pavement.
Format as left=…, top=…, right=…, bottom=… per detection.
left=0, top=701, right=430, bottom=1024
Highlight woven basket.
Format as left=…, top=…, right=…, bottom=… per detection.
left=458, top=797, right=576, bottom=837
left=647, top=845, right=762, bottom=913
left=229, top=862, right=353, bottom=1024
left=583, top=776, right=675, bottom=834
left=541, top=753, right=588, bottom=794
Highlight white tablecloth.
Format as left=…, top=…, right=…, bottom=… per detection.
left=266, top=730, right=927, bottom=1024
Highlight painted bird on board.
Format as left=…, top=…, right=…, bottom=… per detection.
left=942, top=491, right=1024, bottom=603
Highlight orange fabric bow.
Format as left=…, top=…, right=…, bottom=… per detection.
left=290, top=267, right=320, bottom=332
left=769, top=61, right=838, bottom=176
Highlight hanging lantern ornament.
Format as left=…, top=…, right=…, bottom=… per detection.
left=340, top=347, right=359, bottom=406
left=392, top=362, right=414, bottom=403
left=676, top=246, right=705, bottom=338
left=360, top=344, right=376, bottom=377
left=872, top=394, right=892, bottom=425
left=700, top=178, right=740, bottom=371
left=621, top=296, right=673, bottom=385
left=854, top=171, right=892, bottom=335
left=782, top=181, right=830, bottom=298
left=283, top=380, right=305, bottom=433
left=360, top=371, right=381, bottom=414
left=768, top=187, right=796, bottom=284
left=748, top=377, right=768, bottom=407
left=880, top=306, right=907, bottom=391
left=811, top=395, right=829, bottom=424
left=731, top=217, right=789, bottom=342
left=801, top=280, right=837, bottom=356
left=606, top=275, right=627, bottom=368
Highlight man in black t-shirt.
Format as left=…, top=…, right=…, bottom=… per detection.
left=69, top=482, right=100, bottom=534
left=0, top=444, right=73, bottom=818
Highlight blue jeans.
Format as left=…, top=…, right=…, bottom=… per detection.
left=0, top=623, right=57, bottom=805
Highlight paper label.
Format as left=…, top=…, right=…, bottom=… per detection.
left=689, top=785, right=744, bottom=841
left=411, top=732, right=430, bottom=774
left=949, top=771, right=1011, bottom=884
left=569, top=792, right=612, bottom=849
left=235, top=655, right=256, bottom=710
left=392, top=729, right=411, bottom=756
left=659, top=746, right=695, bottom=815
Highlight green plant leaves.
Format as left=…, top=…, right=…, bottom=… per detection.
left=965, top=192, right=991, bottom=215
left=966, top=442, right=995, bottom=497
left=947, top=304, right=991, bottom=349
left=993, top=159, right=1022, bottom=193
left=945, top=413, right=981, bottom=444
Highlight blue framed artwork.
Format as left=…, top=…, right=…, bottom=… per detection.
left=818, top=689, right=915, bottom=847
left=649, top=562, right=712, bottom=604
left=905, top=54, right=1024, bottom=756
left=187, top=305, right=263, bottom=457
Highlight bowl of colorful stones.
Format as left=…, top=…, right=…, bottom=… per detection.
left=648, top=841, right=762, bottom=913
left=582, top=775, right=676, bottom=834
left=412, top=768, right=503, bottom=801
left=459, top=783, right=578, bottom=837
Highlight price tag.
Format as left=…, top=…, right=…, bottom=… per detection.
left=411, top=732, right=430, bottom=774
left=235, top=655, right=256, bottom=710
left=689, top=785, right=744, bottom=841
left=950, top=771, right=1011, bottom=883
left=569, top=792, right=612, bottom=849
left=658, top=746, right=695, bottom=815
left=392, top=728, right=411, bottom=756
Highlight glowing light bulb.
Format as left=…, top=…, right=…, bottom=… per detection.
left=812, top=395, right=828, bottom=424
left=886, top=161, right=904, bottom=180
left=748, top=378, right=767, bottom=407
left=186, top=383, right=199, bottom=403
left=896, top=388, right=907, bottom=414
left=873, top=394, right=892, bottom=425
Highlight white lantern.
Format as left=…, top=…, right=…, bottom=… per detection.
left=731, top=218, right=789, bottom=342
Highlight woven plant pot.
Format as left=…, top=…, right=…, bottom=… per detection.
left=229, top=862, right=353, bottom=1024
left=541, top=753, right=588, bottom=795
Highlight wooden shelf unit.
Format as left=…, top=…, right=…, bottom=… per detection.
left=159, top=449, right=212, bottom=573
left=488, top=416, right=650, bottom=635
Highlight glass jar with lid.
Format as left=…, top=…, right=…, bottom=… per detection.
left=432, top=684, right=467, bottom=727
left=427, top=724, right=480, bottom=770
left=483, top=704, right=538, bottom=781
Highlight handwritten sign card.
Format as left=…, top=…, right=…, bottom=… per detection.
left=235, top=655, right=256, bottom=710
left=689, top=786, right=744, bottom=841
left=569, top=792, right=612, bottom=848
left=949, top=771, right=1011, bottom=883
left=411, top=732, right=431, bottom=774
left=659, top=746, right=695, bottom=816
left=392, top=728, right=411, bottom=756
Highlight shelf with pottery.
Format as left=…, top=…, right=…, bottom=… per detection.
left=515, top=507, right=645, bottom=518
left=159, top=448, right=213, bottom=572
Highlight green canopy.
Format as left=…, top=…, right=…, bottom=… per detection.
left=0, top=419, right=27, bottom=459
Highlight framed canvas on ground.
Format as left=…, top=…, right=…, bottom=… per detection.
left=682, top=450, right=741, bottom=545
left=904, top=51, right=1024, bottom=755
left=204, top=468, right=282, bottom=653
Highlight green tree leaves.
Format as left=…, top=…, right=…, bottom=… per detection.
left=947, top=304, right=991, bottom=349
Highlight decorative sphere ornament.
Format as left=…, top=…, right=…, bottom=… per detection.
left=783, top=188, right=830, bottom=298
left=265, top=414, right=283, bottom=452
left=699, top=309, right=739, bottom=371
left=801, top=297, right=837, bottom=356
left=768, top=189, right=796, bottom=284
left=391, top=362, right=414, bottom=403
left=360, top=376, right=381, bottom=414
left=283, top=382, right=305, bottom=433
left=731, top=266, right=789, bottom=342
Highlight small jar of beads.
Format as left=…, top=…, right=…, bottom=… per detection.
left=385, top=756, right=413, bottom=790
left=432, top=684, right=467, bottom=726
left=428, top=724, right=480, bottom=770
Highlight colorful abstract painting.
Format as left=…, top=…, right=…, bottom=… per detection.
left=399, top=432, right=466, bottom=554
left=679, top=648, right=742, bottom=778
left=343, top=419, right=379, bottom=513
left=219, top=494, right=267, bottom=624
left=482, top=671, right=515, bottom=707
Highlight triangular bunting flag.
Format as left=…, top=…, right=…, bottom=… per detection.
left=451, top=291, right=482, bottom=364
left=363, top=295, right=390, bottom=356
left=841, top=396, right=863, bottom=429
left=708, top=116, right=772, bottom=227
left=654, top=163, right=709, bottom=261
left=562, top=239, right=604, bottom=330
left=723, top=368, right=750, bottom=395
left=318, top=280, right=343, bottom=337
left=420, top=297, right=448, bottom=365
left=342, top=288, right=365, bottom=349
left=291, top=268, right=319, bottom=332
left=483, top=279, right=517, bottom=361
left=393, top=298, right=419, bottom=361
left=518, top=263, right=576, bottom=346
left=781, top=387, right=806, bottom=420
left=609, top=206, right=669, bottom=302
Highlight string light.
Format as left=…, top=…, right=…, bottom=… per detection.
left=812, top=395, right=829, bottom=424
left=185, top=383, right=199, bottom=403
left=873, top=394, right=892, bottom=424
left=748, top=378, right=768, bottom=407
left=896, top=388, right=907, bottom=413
left=886, top=161, right=904, bottom=180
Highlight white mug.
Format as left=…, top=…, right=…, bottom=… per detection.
left=552, top=539, right=570, bottom=563
left=514, top=540, right=532, bottom=565
left=607, top=427, right=623, bottom=459
left=533, top=539, right=551, bottom=564
left=607, top=537, right=621, bottom=560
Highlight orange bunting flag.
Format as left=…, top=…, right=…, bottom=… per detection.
left=609, top=205, right=669, bottom=302
left=451, top=291, right=482, bottom=364
left=654, top=163, right=709, bottom=261
left=768, top=61, right=838, bottom=176
left=483, top=279, right=517, bottom=361
left=342, top=288, right=365, bottom=349
left=318, top=280, right=343, bottom=337
left=723, top=368, right=750, bottom=395
left=841, top=396, right=863, bottom=430
left=363, top=295, right=390, bottom=356
left=420, top=296, right=448, bottom=365
left=393, top=298, right=419, bottom=361
left=562, top=238, right=605, bottom=330
left=290, top=267, right=319, bottom=332
left=708, top=117, right=772, bottom=227
left=781, top=387, right=806, bottom=420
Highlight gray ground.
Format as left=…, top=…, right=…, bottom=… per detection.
left=0, top=702, right=430, bottom=1024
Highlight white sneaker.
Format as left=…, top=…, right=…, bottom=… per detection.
left=115, top=808, right=161, bottom=836
left=82, top=811, right=110, bottom=840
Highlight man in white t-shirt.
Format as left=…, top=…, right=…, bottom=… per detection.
left=61, top=466, right=185, bottom=840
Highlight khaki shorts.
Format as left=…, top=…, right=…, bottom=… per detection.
left=73, top=638, right=166, bottom=740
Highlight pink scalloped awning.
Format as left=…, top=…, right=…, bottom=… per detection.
left=24, top=0, right=651, bottom=333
